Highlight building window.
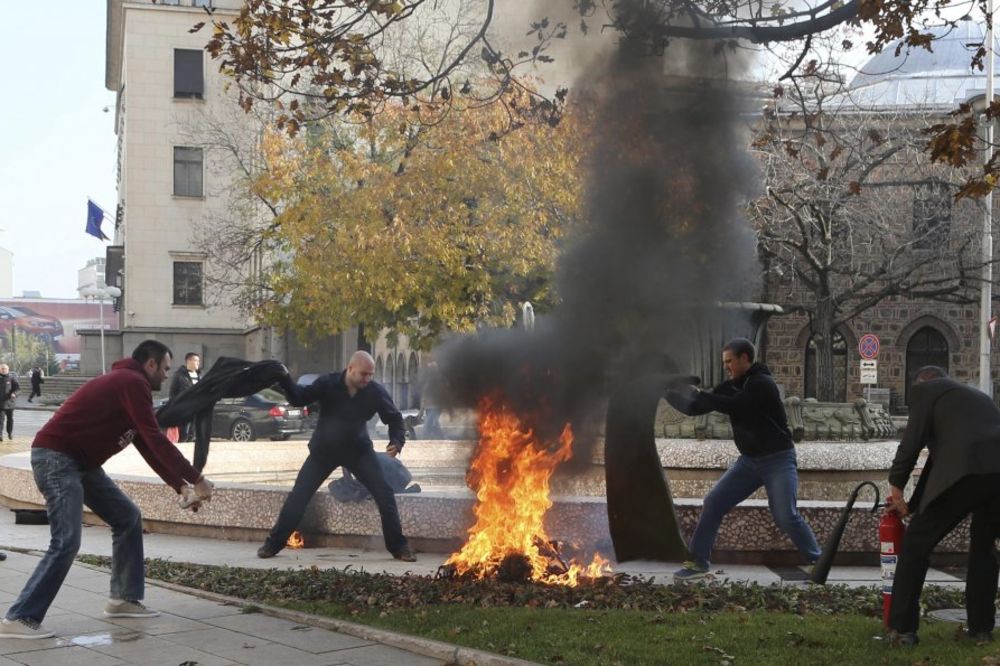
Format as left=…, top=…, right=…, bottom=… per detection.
left=912, top=181, right=951, bottom=250
left=192, top=0, right=213, bottom=6
left=173, top=261, right=203, bottom=305
left=174, top=49, right=204, bottom=99
left=173, top=147, right=203, bottom=197
left=804, top=330, right=847, bottom=401
left=905, top=326, right=949, bottom=403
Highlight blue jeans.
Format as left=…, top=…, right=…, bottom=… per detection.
left=687, top=449, right=821, bottom=567
left=6, top=448, right=146, bottom=624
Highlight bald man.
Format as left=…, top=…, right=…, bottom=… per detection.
left=258, top=351, right=415, bottom=561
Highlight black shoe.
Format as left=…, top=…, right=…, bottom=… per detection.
left=257, top=543, right=279, bottom=559
left=887, top=630, right=919, bottom=647
left=0, top=551, right=6, bottom=561
left=966, top=629, right=994, bottom=642
left=392, top=546, right=417, bottom=562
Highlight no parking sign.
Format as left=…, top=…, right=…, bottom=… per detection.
left=858, top=333, right=880, bottom=360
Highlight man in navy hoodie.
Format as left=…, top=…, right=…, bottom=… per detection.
left=666, top=338, right=820, bottom=579
left=0, top=340, right=214, bottom=640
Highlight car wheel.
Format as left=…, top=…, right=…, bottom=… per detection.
left=231, top=419, right=256, bottom=442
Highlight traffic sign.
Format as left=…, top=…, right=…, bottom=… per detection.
left=859, top=333, right=880, bottom=360
left=860, top=359, right=878, bottom=384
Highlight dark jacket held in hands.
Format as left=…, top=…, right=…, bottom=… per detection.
left=666, top=362, right=793, bottom=458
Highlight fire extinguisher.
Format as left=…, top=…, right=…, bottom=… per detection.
left=879, top=509, right=906, bottom=627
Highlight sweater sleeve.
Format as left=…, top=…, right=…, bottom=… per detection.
left=280, top=373, right=326, bottom=407
left=692, top=377, right=765, bottom=417
left=120, top=379, right=201, bottom=492
left=376, top=385, right=406, bottom=449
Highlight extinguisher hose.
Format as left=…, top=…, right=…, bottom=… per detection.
left=809, top=481, right=881, bottom=585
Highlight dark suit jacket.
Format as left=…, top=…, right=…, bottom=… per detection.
left=889, top=378, right=1000, bottom=512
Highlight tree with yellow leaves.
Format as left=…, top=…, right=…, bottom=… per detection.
left=250, top=90, right=589, bottom=348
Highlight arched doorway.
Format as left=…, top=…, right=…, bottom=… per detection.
left=396, top=353, right=408, bottom=408
left=804, top=331, right=847, bottom=401
left=408, top=353, right=420, bottom=409
left=375, top=356, right=384, bottom=384
left=905, top=326, right=949, bottom=403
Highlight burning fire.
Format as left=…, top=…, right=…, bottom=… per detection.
left=286, top=530, right=305, bottom=549
left=445, top=397, right=611, bottom=586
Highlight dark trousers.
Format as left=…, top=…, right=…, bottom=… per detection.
left=889, top=473, right=1000, bottom=634
left=265, top=449, right=407, bottom=555
left=191, top=410, right=213, bottom=473
left=29, top=385, right=41, bottom=401
left=0, top=409, right=12, bottom=437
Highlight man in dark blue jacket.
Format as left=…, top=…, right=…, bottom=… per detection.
left=257, top=351, right=415, bottom=561
left=666, top=338, right=820, bottom=579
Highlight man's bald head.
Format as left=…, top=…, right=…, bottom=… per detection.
left=345, top=350, right=376, bottom=391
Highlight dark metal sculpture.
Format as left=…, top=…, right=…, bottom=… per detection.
left=809, top=480, right=880, bottom=584
left=605, top=373, right=695, bottom=562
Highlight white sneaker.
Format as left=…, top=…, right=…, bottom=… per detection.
left=0, top=618, right=55, bottom=639
left=104, top=599, right=160, bottom=618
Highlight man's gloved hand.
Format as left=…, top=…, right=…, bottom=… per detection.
left=178, top=485, right=201, bottom=512
left=194, top=476, right=215, bottom=501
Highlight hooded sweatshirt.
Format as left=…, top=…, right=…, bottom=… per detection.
left=666, top=362, right=793, bottom=458
left=33, top=358, right=201, bottom=492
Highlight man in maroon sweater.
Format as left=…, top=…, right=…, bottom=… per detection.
left=0, top=340, right=214, bottom=640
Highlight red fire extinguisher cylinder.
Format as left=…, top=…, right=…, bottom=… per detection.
left=879, top=509, right=906, bottom=627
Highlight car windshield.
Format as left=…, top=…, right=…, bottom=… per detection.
left=258, top=388, right=288, bottom=403
left=7, top=307, right=38, bottom=316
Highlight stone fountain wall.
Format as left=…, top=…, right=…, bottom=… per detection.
left=0, top=437, right=968, bottom=565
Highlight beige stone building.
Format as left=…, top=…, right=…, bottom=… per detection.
left=101, top=0, right=361, bottom=383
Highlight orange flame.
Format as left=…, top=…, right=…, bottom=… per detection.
left=445, top=397, right=612, bottom=586
left=286, top=530, right=305, bottom=549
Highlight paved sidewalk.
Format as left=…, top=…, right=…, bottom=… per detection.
left=0, top=550, right=453, bottom=666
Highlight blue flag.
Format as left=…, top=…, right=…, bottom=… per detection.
left=86, top=199, right=110, bottom=241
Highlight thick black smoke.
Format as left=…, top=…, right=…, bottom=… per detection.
left=434, top=1, right=761, bottom=457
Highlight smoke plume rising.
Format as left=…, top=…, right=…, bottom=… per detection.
left=436, top=0, right=762, bottom=457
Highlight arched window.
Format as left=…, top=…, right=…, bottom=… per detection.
left=905, top=327, right=949, bottom=403
left=385, top=355, right=395, bottom=402
left=375, top=356, right=384, bottom=384
left=408, top=353, right=420, bottom=409
left=396, top=352, right=408, bottom=408
left=804, top=330, right=847, bottom=401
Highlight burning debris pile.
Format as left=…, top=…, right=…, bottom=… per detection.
left=441, top=396, right=610, bottom=586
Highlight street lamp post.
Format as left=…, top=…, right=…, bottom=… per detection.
left=982, top=0, right=996, bottom=396
left=81, top=286, right=122, bottom=374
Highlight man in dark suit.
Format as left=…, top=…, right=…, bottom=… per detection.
left=886, top=366, right=1000, bottom=645
left=256, top=350, right=415, bottom=562
left=168, top=353, right=201, bottom=442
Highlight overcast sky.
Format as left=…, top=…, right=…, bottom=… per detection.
left=0, top=3, right=118, bottom=299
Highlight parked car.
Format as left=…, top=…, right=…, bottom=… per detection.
left=212, top=388, right=311, bottom=441
left=154, top=389, right=311, bottom=442
left=0, top=306, right=64, bottom=343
